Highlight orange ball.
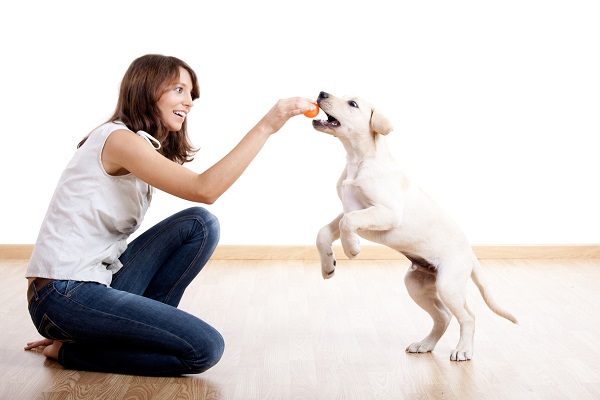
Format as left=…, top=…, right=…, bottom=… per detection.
left=304, top=103, right=320, bottom=118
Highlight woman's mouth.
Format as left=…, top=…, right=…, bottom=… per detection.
left=174, top=110, right=187, bottom=120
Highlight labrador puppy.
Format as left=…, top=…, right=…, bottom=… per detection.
left=313, top=91, right=517, bottom=361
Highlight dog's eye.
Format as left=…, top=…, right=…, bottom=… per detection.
left=348, top=101, right=358, bottom=108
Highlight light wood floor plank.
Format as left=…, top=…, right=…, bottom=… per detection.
left=2, top=258, right=600, bottom=399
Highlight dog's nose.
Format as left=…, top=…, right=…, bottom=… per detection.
left=318, top=91, right=329, bottom=100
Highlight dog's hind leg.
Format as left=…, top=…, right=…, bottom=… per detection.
left=435, top=265, right=476, bottom=361
left=404, top=264, right=452, bottom=354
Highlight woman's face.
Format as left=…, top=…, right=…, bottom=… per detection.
left=157, top=67, right=195, bottom=132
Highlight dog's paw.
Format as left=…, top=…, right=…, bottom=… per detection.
left=320, top=251, right=337, bottom=279
left=322, top=267, right=335, bottom=279
left=406, top=341, right=436, bottom=354
left=341, top=235, right=360, bottom=259
left=450, top=349, right=472, bottom=361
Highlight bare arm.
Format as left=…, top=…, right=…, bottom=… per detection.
left=102, top=97, right=316, bottom=204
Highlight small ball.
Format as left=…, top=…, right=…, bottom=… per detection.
left=304, top=103, right=320, bottom=118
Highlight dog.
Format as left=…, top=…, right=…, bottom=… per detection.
left=312, top=91, right=517, bottom=361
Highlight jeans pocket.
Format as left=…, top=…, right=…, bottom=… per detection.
left=37, top=314, right=75, bottom=343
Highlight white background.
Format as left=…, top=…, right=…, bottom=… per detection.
left=1, top=0, right=598, bottom=245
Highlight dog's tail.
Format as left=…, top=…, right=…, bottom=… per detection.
left=471, top=256, right=518, bottom=324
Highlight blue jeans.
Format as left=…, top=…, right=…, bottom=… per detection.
left=27, top=207, right=224, bottom=376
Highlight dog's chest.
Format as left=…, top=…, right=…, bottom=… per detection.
left=340, top=164, right=371, bottom=212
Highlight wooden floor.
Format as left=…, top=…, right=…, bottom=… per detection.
left=2, top=257, right=600, bottom=399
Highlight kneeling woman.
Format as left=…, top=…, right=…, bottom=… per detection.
left=24, top=54, right=316, bottom=376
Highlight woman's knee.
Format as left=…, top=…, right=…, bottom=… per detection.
left=182, top=207, right=220, bottom=239
left=186, top=330, right=225, bottom=374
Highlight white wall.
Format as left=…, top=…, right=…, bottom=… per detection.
left=1, top=0, right=598, bottom=245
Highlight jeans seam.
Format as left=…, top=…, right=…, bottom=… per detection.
left=164, top=215, right=207, bottom=304
left=118, top=211, right=211, bottom=303
left=43, top=284, right=216, bottom=375
left=54, top=292, right=199, bottom=355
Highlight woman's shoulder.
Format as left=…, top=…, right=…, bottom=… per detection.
left=99, top=121, right=133, bottom=135
left=85, top=121, right=133, bottom=143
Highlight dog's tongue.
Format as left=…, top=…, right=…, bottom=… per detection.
left=327, top=114, right=340, bottom=126
left=312, top=117, right=339, bottom=128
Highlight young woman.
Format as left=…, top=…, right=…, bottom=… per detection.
left=24, top=54, right=316, bottom=375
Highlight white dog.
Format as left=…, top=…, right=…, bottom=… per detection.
left=313, top=91, right=517, bottom=361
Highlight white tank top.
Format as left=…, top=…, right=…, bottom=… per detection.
left=26, top=121, right=160, bottom=286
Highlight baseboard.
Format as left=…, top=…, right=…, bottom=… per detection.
left=0, top=245, right=34, bottom=260
left=1, top=244, right=600, bottom=260
left=213, top=244, right=600, bottom=259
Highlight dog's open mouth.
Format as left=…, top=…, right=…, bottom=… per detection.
left=312, top=112, right=340, bottom=129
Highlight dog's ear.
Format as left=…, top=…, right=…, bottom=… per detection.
left=371, top=109, right=393, bottom=136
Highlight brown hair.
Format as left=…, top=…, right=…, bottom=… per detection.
left=78, top=54, right=199, bottom=164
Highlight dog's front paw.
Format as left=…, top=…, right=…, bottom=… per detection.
left=341, top=234, right=361, bottom=259
left=320, top=250, right=336, bottom=279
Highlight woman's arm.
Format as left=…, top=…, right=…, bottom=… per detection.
left=102, top=97, right=316, bottom=204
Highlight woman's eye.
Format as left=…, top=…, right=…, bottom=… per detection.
left=349, top=101, right=358, bottom=108
left=175, top=87, right=184, bottom=93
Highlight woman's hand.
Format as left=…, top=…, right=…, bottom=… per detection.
left=257, top=97, right=317, bottom=135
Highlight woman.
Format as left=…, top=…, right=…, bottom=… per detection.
left=24, top=54, right=316, bottom=375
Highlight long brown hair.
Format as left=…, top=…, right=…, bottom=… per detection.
left=78, top=54, right=199, bottom=164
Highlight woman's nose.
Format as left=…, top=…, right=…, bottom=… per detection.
left=184, top=93, right=194, bottom=108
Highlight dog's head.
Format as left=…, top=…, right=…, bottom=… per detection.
left=312, top=91, right=393, bottom=139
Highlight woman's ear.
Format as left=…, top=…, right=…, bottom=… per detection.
left=371, top=109, right=394, bottom=135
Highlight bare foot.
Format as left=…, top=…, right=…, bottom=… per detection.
left=25, top=338, right=53, bottom=350
left=25, top=339, right=62, bottom=361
